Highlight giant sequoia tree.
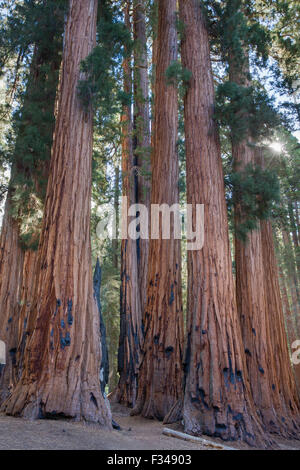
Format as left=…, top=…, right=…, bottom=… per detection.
left=116, top=0, right=143, bottom=408
left=0, top=0, right=65, bottom=402
left=1, top=0, right=111, bottom=425
left=0, top=194, right=24, bottom=402
left=132, top=0, right=184, bottom=420
left=133, top=0, right=151, bottom=313
left=179, top=0, right=267, bottom=446
left=116, top=0, right=152, bottom=408
left=224, top=0, right=300, bottom=435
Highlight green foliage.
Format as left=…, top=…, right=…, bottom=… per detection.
left=78, top=0, right=132, bottom=114
left=203, top=0, right=270, bottom=65
left=175, top=15, right=186, bottom=42
left=228, top=162, right=280, bottom=241
left=165, top=60, right=192, bottom=93
left=0, top=0, right=67, bottom=73
left=0, top=0, right=66, bottom=248
left=215, top=80, right=279, bottom=142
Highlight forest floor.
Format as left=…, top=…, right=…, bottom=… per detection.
left=0, top=403, right=300, bottom=450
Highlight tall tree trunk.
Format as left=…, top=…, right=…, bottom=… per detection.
left=93, top=259, right=109, bottom=395
left=16, top=249, right=38, bottom=383
left=288, top=199, right=300, bottom=278
left=0, top=196, right=24, bottom=402
left=278, top=260, right=300, bottom=397
left=228, top=11, right=300, bottom=433
left=278, top=259, right=297, bottom=347
left=132, top=0, right=184, bottom=420
left=179, top=0, right=267, bottom=446
left=0, top=8, right=63, bottom=401
left=295, top=201, right=300, bottom=236
left=260, top=218, right=300, bottom=406
left=116, top=1, right=143, bottom=408
left=1, top=0, right=111, bottom=426
left=281, top=227, right=300, bottom=329
left=133, top=0, right=151, bottom=314
left=112, top=165, right=120, bottom=271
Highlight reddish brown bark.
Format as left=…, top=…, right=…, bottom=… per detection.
left=132, top=0, right=184, bottom=420
left=288, top=200, right=300, bottom=278
left=115, top=2, right=143, bottom=408
left=16, top=249, right=38, bottom=383
left=0, top=5, right=64, bottom=403
left=179, top=0, right=267, bottom=446
left=282, top=228, right=300, bottom=328
left=260, top=218, right=300, bottom=413
left=1, top=0, right=112, bottom=426
left=133, top=0, right=151, bottom=313
left=278, top=261, right=297, bottom=347
left=229, top=32, right=300, bottom=434
left=0, top=196, right=24, bottom=402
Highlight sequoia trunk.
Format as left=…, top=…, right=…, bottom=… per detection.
left=133, top=0, right=151, bottom=313
left=260, top=218, right=300, bottom=409
left=116, top=1, right=143, bottom=408
left=0, top=2, right=64, bottom=402
left=230, top=20, right=300, bottom=433
left=0, top=196, right=24, bottom=402
left=179, top=0, right=267, bottom=446
left=1, top=0, right=112, bottom=426
left=132, top=0, right=184, bottom=420
left=281, top=227, right=300, bottom=328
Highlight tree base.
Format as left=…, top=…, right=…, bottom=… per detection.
left=1, top=379, right=112, bottom=428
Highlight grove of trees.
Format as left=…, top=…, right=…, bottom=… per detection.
left=0, top=0, right=299, bottom=448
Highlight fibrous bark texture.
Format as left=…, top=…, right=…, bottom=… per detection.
left=260, top=218, right=300, bottom=424
left=179, top=0, right=267, bottom=446
left=93, top=259, right=109, bottom=395
left=1, top=0, right=112, bottom=427
left=132, top=0, right=184, bottom=421
left=0, top=4, right=64, bottom=403
left=230, top=43, right=300, bottom=434
left=0, top=197, right=24, bottom=402
left=133, top=0, right=151, bottom=313
left=115, top=2, right=143, bottom=408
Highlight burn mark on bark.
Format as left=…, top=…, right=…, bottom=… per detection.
left=54, top=299, right=61, bottom=317
left=233, top=412, right=243, bottom=422
left=67, top=299, right=73, bottom=325
left=90, top=392, right=98, bottom=409
left=196, top=387, right=209, bottom=409
left=184, top=332, right=191, bottom=379
left=215, top=423, right=227, bottom=436
left=165, top=346, right=174, bottom=358
left=60, top=331, right=71, bottom=349
left=236, top=370, right=243, bottom=382
left=9, top=348, right=17, bottom=366
left=169, top=284, right=175, bottom=305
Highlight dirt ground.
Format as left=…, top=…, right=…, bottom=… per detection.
left=0, top=403, right=299, bottom=450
